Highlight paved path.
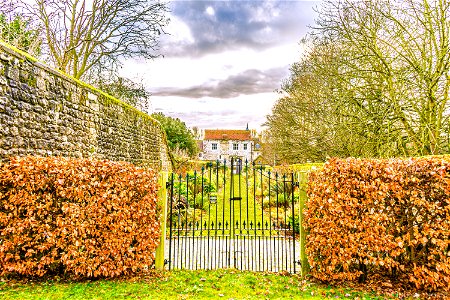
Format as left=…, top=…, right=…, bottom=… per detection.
left=165, top=236, right=300, bottom=273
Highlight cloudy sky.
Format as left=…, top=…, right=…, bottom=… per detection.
left=122, top=0, right=320, bottom=130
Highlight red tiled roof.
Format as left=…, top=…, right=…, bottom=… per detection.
left=204, top=129, right=252, bottom=141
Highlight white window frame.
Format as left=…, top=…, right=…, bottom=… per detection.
left=232, top=143, right=239, bottom=150
left=212, top=143, right=218, bottom=150
left=243, top=143, right=248, bottom=150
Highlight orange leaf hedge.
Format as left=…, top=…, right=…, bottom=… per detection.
left=0, top=156, right=160, bottom=278
left=306, top=157, right=450, bottom=291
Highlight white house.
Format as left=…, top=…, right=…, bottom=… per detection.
left=198, top=129, right=260, bottom=166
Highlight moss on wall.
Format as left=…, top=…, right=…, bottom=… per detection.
left=0, top=40, right=171, bottom=172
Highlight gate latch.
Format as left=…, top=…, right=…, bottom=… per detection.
left=230, top=197, right=242, bottom=201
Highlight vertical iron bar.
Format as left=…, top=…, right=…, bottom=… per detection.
left=207, top=169, right=211, bottom=270
left=245, top=160, right=250, bottom=270
left=203, top=221, right=207, bottom=269
left=222, top=159, right=226, bottom=237
left=272, top=233, right=276, bottom=272
left=239, top=224, right=245, bottom=270
left=168, top=174, right=174, bottom=270
left=283, top=174, right=288, bottom=271
left=225, top=234, right=229, bottom=268
left=221, top=234, right=224, bottom=269
left=258, top=235, right=261, bottom=271
left=177, top=174, right=182, bottom=269
left=238, top=158, right=242, bottom=229
left=210, top=221, right=215, bottom=270
left=214, top=162, right=218, bottom=269
left=243, top=234, right=246, bottom=270
left=185, top=174, right=189, bottom=269
left=291, top=173, right=296, bottom=274
left=280, top=176, right=284, bottom=271
left=192, top=171, right=197, bottom=269
left=214, top=235, right=221, bottom=269
left=229, top=157, right=233, bottom=268
left=260, top=166, right=264, bottom=271
left=200, top=167, right=205, bottom=269
left=268, top=171, right=272, bottom=272
left=276, top=173, right=280, bottom=272
left=238, top=159, right=242, bottom=270
left=222, top=159, right=227, bottom=268
left=253, top=162, right=256, bottom=271
left=218, top=235, right=221, bottom=269
left=248, top=234, right=251, bottom=271
left=271, top=175, right=275, bottom=272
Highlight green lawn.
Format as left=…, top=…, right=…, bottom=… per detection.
left=207, top=172, right=266, bottom=232
left=0, top=269, right=389, bottom=299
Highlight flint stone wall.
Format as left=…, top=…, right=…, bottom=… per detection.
left=0, top=42, right=171, bottom=172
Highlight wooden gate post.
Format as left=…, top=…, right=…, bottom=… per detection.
left=155, top=171, right=169, bottom=270
left=298, top=171, right=310, bottom=277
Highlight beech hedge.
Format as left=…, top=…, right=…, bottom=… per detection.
left=306, top=157, right=450, bottom=291
left=0, top=156, right=160, bottom=278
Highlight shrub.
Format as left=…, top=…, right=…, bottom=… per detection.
left=270, top=181, right=293, bottom=196
left=288, top=214, right=300, bottom=234
left=0, top=156, right=160, bottom=279
left=188, top=195, right=210, bottom=210
left=263, top=194, right=294, bottom=209
left=305, top=157, right=450, bottom=291
left=173, top=173, right=217, bottom=199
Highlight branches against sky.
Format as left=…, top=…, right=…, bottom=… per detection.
left=14, top=0, right=169, bottom=80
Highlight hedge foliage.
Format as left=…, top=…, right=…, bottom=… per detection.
left=306, top=157, right=450, bottom=291
left=0, top=156, right=160, bottom=278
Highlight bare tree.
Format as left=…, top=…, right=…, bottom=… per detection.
left=266, top=0, right=450, bottom=163
left=318, top=0, right=450, bottom=156
left=96, top=76, right=151, bottom=112
left=22, top=0, right=169, bottom=80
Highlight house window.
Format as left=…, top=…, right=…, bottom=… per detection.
left=212, top=143, right=218, bottom=150
left=243, top=144, right=248, bottom=150
left=233, top=143, right=239, bottom=150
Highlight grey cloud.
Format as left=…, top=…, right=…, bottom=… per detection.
left=164, top=110, right=266, bottom=129
left=152, top=67, right=288, bottom=98
left=183, top=110, right=238, bottom=117
left=161, top=0, right=320, bottom=58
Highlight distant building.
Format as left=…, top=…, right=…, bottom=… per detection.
left=197, top=128, right=261, bottom=166
left=252, top=154, right=270, bottom=166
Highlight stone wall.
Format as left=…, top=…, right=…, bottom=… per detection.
left=0, top=41, right=171, bottom=172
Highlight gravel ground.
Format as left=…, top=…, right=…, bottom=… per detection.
left=165, top=235, right=300, bottom=274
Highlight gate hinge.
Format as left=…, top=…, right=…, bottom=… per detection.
left=166, top=181, right=171, bottom=189
left=164, top=259, right=169, bottom=265
left=294, top=182, right=300, bottom=187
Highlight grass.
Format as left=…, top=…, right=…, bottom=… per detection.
left=0, top=269, right=388, bottom=300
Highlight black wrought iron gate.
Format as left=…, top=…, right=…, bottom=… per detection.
left=166, top=159, right=300, bottom=273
